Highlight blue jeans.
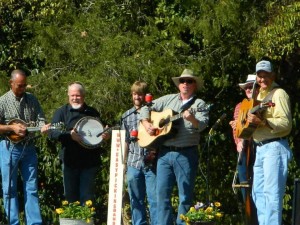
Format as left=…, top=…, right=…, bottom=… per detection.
left=62, top=164, right=98, bottom=204
left=0, top=140, right=42, bottom=225
left=127, top=165, right=157, bottom=225
left=252, top=139, right=292, bottom=225
left=156, top=146, right=198, bottom=225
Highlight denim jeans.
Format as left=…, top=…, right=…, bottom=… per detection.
left=127, top=165, right=157, bottom=225
left=0, top=140, right=42, bottom=225
left=252, top=139, right=292, bottom=225
left=62, top=163, right=98, bottom=204
left=156, top=146, right=198, bottom=225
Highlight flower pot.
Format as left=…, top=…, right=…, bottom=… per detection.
left=59, top=218, right=94, bottom=225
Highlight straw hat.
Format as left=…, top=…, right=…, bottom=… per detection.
left=172, top=69, right=203, bottom=90
left=238, top=74, right=256, bottom=89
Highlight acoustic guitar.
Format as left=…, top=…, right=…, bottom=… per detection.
left=138, top=106, right=208, bottom=148
left=6, top=118, right=64, bottom=143
left=235, top=98, right=274, bottom=139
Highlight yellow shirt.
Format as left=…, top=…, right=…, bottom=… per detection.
left=253, top=82, right=292, bottom=142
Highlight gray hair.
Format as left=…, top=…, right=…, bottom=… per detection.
left=10, top=69, right=26, bottom=80
left=68, top=81, right=86, bottom=96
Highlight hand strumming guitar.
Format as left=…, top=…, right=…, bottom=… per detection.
left=141, top=119, right=157, bottom=136
left=182, top=110, right=199, bottom=128
left=10, top=123, right=27, bottom=137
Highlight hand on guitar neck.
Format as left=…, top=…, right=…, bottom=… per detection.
left=5, top=118, right=64, bottom=143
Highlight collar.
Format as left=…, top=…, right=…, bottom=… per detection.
left=8, top=89, right=25, bottom=101
left=258, top=82, right=279, bottom=100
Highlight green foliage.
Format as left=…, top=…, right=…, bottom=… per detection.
left=0, top=0, right=300, bottom=224
left=250, top=1, right=300, bottom=60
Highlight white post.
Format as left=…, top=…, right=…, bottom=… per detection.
left=107, top=130, right=126, bottom=225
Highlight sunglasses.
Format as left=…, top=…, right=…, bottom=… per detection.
left=244, top=85, right=253, bottom=90
left=179, top=79, right=195, bottom=84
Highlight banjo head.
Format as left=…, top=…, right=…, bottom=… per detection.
left=75, top=116, right=104, bottom=149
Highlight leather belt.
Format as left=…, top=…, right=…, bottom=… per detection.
left=162, top=145, right=197, bottom=151
left=255, top=137, right=286, bottom=147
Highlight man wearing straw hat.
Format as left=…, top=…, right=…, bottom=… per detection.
left=230, top=74, right=257, bottom=201
left=140, top=69, right=209, bottom=225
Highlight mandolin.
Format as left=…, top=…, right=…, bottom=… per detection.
left=6, top=118, right=64, bottom=143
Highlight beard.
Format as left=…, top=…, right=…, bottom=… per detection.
left=71, top=103, right=82, bottom=109
left=133, top=99, right=143, bottom=107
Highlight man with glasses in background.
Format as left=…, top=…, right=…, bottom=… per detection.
left=140, top=69, right=209, bottom=225
left=230, top=74, right=259, bottom=225
left=230, top=74, right=257, bottom=201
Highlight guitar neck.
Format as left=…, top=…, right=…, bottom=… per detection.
left=27, top=127, right=42, bottom=132
left=170, top=113, right=183, bottom=122
left=249, top=103, right=268, bottom=114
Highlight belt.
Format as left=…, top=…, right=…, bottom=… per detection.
left=255, top=137, right=286, bottom=147
left=162, top=145, right=197, bottom=151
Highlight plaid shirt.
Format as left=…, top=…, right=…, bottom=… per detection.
left=121, top=107, right=145, bottom=169
left=0, top=90, right=45, bottom=139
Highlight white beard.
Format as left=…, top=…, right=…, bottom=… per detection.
left=71, top=104, right=82, bottom=109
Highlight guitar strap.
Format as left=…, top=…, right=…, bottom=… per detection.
left=180, top=95, right=197, bottom=112
left=261, top=87, right=280, bottom=103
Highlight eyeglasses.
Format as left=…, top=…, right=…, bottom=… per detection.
left=179, top=79, right=195, bottom=84
left=244, top=85, right=253, bottom=90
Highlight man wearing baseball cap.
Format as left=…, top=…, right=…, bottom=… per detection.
left=247, top=60, right=292, bottom=225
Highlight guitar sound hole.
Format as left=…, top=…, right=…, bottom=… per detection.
left=159, top=117, right=170, bottom=128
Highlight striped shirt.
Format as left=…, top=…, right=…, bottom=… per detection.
left=140, top=93, right=209, bottom=147
left=232, top=102, right=242, bottom=146
left=121, top=107, right=145, bottom=169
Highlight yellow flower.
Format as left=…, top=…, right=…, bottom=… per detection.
left=180, top=201, right=224, bottom=223
left=56, top=200, right=95, bottom=220
left=216, top=212, right=223, bottom=218
left=214, top=202, right=221, bottom=207
left=85, top=200, right=93, bottom=207
left=62, top=201, right=68, bottom=206
left=207, top=215, right=214, bottom=219
left=205, top=207, right=213, bottom=213
left=189, top=207, right=196, bottom=212
left=55, top=208, right=64, bottom=214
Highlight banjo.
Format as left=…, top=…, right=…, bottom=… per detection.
left=74, top=116, right=119, bottom=149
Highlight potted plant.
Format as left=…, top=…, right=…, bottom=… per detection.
left=56, top=200, right=95, bottom=225
left=180, top=201, right=223, bottom=225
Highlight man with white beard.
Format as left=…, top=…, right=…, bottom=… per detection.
left=49, top=82, right=110, bottom=205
